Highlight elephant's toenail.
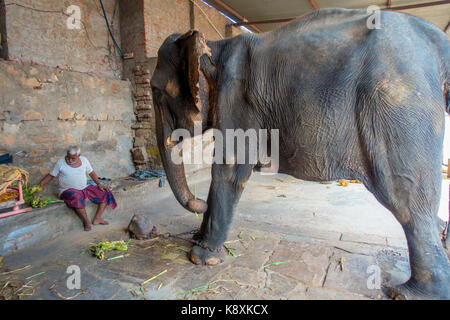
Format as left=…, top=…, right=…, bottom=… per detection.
left=205, top=257, right=221, bottom=265
left=190, top=255, right=202, bottom=265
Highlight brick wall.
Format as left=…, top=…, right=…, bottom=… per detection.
left=131, top=60, right=160, bottom=169
left=144, top=0, right=244, bottom=58
left=144, top=0, right=190, bottom=58
left=193, top=0, right=228, bottom=41
left=3, top=0, right=122, bottom=79
left=1, top=0, right=246, bottom=181
left=119, top=0, right=145, bottom=81
left=194, top=1, right=246, bottom=40
left=0, top=60, right=135, bottom=189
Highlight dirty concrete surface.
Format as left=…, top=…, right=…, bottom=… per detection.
left=0, top=171, right=448, bottom=300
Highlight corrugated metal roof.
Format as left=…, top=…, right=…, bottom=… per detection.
left=205, top=0, right=450, bottom=33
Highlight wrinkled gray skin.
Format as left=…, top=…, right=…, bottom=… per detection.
left=150, top=8, right=450, bottom=299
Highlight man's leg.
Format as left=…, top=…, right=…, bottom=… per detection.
left=84, top=185, right=114, bottom=225
left=61, top=189, right=90, bottom=231
left=92, top=202, right=109, bottom=225
left=74, top=208, right=92, bottom=231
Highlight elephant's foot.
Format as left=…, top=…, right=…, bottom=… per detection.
left=384, top=282, right=426, bottom=300
left=383, top=277, right=450, bottom=300
left=189, top=244, right=225, bottom=266
left=192, top=231, right=203, bottom=241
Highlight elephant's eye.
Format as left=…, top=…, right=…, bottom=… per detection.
left=151, top=87, right=160, bottom=96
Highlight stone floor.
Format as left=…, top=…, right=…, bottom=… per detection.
left=0, top=171, right=448, bottom=300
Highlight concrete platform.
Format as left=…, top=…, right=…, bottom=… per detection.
left=0, top=169, right=448, bottom=300
left=0, top=171, right=207, bottom=256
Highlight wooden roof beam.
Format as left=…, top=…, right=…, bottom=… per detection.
left=206, top=0, right=263, bottom=33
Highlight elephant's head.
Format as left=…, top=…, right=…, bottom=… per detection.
left=150, top=30, right=216, bottom=214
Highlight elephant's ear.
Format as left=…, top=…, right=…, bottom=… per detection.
left=176, top=30, right=211, bottom=112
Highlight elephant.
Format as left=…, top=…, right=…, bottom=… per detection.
left=150, top=8, right=450, bottom=299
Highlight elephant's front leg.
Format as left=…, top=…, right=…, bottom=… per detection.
left=190, top=163, right=253, bottom=265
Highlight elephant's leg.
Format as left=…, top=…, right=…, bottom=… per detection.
left=190, top=163, right=253, bottom=265
left=389, top=214, right=450, bottom=299
left=368, top=171, right=450, bottom=299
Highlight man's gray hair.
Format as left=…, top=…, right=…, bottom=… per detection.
left=68, top=145, right=81, bottom=155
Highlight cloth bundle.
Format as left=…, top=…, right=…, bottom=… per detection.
left=128, top=170, right=166, bottom=187
left=0, top=164, right=29, bottom=196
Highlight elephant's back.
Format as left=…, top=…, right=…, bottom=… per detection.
left=245, top=7, right=447, bottom=113
left=265, top=7, right=446, bottom=41
left=254, top=8, right=448, bottom=67
left=242, top=8, right=448, bottom=180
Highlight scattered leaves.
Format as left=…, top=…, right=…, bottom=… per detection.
left=175, top=279, right=248, bottom=298
left=263, top=261, right=289, bottom=268
left=336, top=257, right=345, bottom=271
left=223, top=244, right=239, bottom=257
left=141, top=269, right=167, bottom=286
left=0, top=281, right=35, bottom=300
left=49, top=284, right=87, bottom=300
left=23, top=184, right=63, bottom=208
left=0, top=265, right=31, bottom=276
left=89, top=240, right=130, bottom=260
left=337, top=180, right=348, bottom=187
left=25, top=271, right=45, bottom=280
left=106, top=254, right=129, bottom=261
left=161, top=252, right=180, bottom=260
left=175, top=246, right=190, bottom=253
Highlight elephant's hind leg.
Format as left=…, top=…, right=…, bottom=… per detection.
left=367, top=163, right=450, bottom=299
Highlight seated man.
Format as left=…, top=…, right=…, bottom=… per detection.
left=39, top=145, right=117, bottom=231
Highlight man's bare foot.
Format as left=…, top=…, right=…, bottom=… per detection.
left=92, top=219, right=109, bottom=225
left=84, top=224, right=92, bottom=231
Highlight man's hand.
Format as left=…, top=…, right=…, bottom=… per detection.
left=38, top=174, right=54, bottom=189
left=89, top=171, right=110, bottom=191
left=98, top=184, right=110, bottom=192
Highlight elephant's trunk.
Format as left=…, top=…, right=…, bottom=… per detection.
left=155, top=103, right=207, bottom=214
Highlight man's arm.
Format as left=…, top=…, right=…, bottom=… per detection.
left=89, top=171, right=109, bottom=191
left=41, top=159, right=61, bottom=188
left=39, top=174, right=54, bottom=188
